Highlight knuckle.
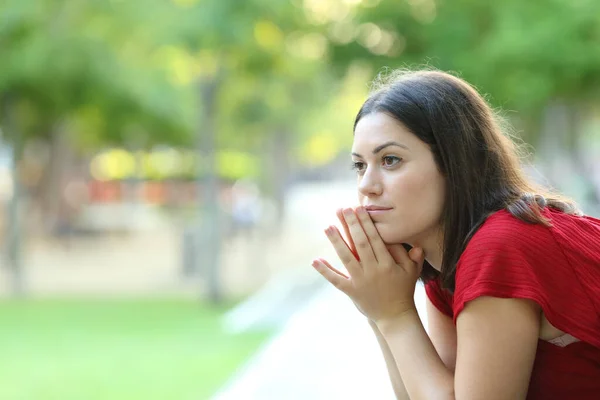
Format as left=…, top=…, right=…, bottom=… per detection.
left=355, top=238, right=370, bottom=249
left=341, top=255, right=355, bottom=265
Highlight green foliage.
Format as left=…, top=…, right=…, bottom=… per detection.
left=327, top=0, right=600, bottom=114
left=0, top=0, right=192, bottom=148
left=2, top=0, right=600, bottom=170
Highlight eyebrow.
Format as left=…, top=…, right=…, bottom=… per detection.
left=351, top=141, right=409, bottom=158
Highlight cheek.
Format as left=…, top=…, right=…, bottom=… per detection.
left=416, top=179, right=445, bottom=222
left=391, top=171, right=445, bottom=220
left=391, top=173, right=433, bottom=204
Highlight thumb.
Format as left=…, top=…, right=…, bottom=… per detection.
left=408, top=247, right=425, bottom=275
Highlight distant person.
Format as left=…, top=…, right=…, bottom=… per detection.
left=230, top=179, right=261, bottom=238
left=311, top=70, right=600, bottom=399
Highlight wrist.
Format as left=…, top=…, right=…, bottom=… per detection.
left=374, top=307, right=419, bottom=336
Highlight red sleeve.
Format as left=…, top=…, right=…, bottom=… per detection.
left=424, top=278, right=453, bottom=318
left=453, top=209, right=600, bottom=349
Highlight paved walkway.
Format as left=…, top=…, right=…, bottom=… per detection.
left=212, top=282, right=429, bottom=400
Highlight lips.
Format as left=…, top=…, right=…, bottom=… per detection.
left=364, top=205, right=393, bottom=211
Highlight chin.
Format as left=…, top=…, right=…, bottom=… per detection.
left=373, top=223, right=410, bottom=245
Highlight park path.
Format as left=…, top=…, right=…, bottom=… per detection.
left=212, top=283, right=429, bottom=400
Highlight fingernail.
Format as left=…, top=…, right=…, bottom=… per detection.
left=343, top=208, right=352, bottom=216
left=356, top=206, right=365, bottom=215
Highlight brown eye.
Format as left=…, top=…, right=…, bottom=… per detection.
left=382, top=156, right=402, bottom=167
left=351, top=161, right=366, bottom=174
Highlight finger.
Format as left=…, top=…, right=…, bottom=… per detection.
left=319, top=257, right=349, bottom=279
left=336, top=208, right=359, bottom=259
left=354, top=206, right=395, bottom=265
left=325, top=225, right=363, bottom=278
left=326, top=222, right=359, bottom=264
left=312, top=259, right=351, bottom=292
left=387, top=243, right=413, bottom=266
left=341, top=208, right=377, bottom=265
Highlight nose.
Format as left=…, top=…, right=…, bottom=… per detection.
left=358, top=167, right=383, bottom=197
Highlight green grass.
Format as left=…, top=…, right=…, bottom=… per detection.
left=0, top=298, right=273, bottom=400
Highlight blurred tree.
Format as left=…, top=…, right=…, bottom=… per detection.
left=0, top=0, right=344, bottom=300
left=169, top=0, right=341, bottom=301
left=1, top=94, right=24, bottom=295
left=325, top=0, right=600, bottom=111
left=0, top=0, right=192, bottom=295
left=323, top=0, right=600, bottom=201
left=0, top=0, right=192, bottom=220
left=216, top=45, right=337, bottom=223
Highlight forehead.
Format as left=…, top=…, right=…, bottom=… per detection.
left=353, top=112, right=418, bottom=150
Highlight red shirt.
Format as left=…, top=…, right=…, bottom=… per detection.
left=425, top=208, right=600, bottom=399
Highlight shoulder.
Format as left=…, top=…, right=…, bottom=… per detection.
left=453, top=208, right=600, bottom=348
left=453, top=209, right=565, bottom=318
left=462, top=207, right=596, bottom=260
left=458, top=209, right=557, bottom=274
left=542, top=208, right=600, bottom=251
left=466, top=209, right=551, bottom=251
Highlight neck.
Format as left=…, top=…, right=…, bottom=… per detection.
left=411, top=227, right=444, bottom=271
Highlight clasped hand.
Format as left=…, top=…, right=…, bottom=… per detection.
left=312, top=207, right=425, bottom=325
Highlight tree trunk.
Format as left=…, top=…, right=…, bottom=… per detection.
left=2, top=94, right=25, bottom=296
left=264, top=130, right=291, bottom=234
left=198, top=76, right=223, bottom=303
left=37, top=124, right=74, bottom=236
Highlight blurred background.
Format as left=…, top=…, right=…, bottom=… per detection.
left=1, top=0, right=599, bottom=399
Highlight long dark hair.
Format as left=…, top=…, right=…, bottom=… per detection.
left=354, top=69, right=580, bottom=291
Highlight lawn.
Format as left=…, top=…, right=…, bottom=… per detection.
left=0, top=298, right=273, bottom=400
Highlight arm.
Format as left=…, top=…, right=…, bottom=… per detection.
left=377, top=296, right=541, bottom=399
left=426, top=297, right=457, bottom=372
left=453, top=297, right=540, bottom=399
left=370, top=298, right=457, bottom=399
left=377, top=309, right=454, bottom=399
left=368, top=319, right=410, bottom=400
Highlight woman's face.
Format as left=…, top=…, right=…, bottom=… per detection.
left=352, top=112, right=446, bottom=247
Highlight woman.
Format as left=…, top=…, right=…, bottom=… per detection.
left=312, top=70, right=600, bottom=399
